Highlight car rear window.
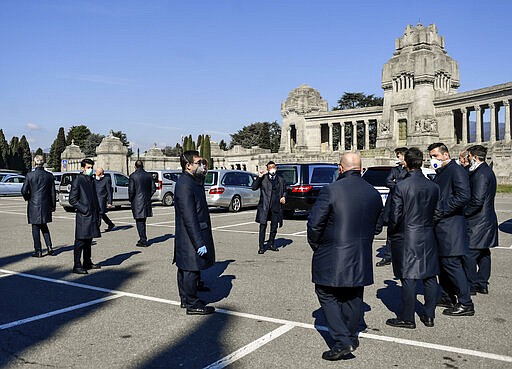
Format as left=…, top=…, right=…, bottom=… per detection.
left=277, top=167, right=298, bottom=185
left=362, top=168, right=392, bottom=187
left=310, top=167, right=338, bottom=184
left=203, top=171, right=218, bottom=186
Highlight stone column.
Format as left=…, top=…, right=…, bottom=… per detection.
left=504, top=100, right=511, bottom=143
left=461, top=108, right=468, bottom=144
left=364, top=121, right=370, bottom=150
left=475, top=106, right=482, bottom=143
left=342, top=123, right=346, bottom=151
left=328, top=123, right=333, bottom=151
left=489, top=103, right=497, bottom=143
left=352, top=122, right=357, bottom=150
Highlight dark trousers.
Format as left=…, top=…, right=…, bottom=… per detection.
left=31, top=224, right=52, bottom=252
left=439, top=256, right=473, bottom=306
left=315, top=284, right=363, bottom=349
left=100, top=213, right=114, bottom=228
left=463, top=248, right=491, bottom=289
left=177, top=269, right=201, bottom=308
left=381, top=238, right=391, bottom=260
left=135, top=218, right=147, bottom=242
left=74, top=238, right=92, bottom=269
left=258, top=212, right=279, bottom=249
left=400, top=277, right=439, bottom=322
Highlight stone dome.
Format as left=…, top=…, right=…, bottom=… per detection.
left=281, top=84, right=328, bottom=117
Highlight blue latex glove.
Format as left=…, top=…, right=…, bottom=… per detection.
left=197, top=246, right=207, bottom=256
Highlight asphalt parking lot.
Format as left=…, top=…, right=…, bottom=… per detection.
left=0, top=195, right=511, bottom=369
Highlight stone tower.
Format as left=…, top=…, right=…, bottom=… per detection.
left=377, top=23, right=460, bottom=148
left=280, top=84, right=328, bottom=153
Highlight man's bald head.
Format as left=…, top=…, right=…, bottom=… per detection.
left=340, top=152, right=362, bottom=172
left=95, top=168, right=104, bottom=176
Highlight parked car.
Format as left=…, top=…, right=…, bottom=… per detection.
left=0, top=173, right=25, bottom=196
left=58, top=170, right=130, bottom=212
left=203, top=170, right=260, bottom=212
left=276, top=163, right=339, bottom=218
left=148, top=169, right=182, bottom=206
left=362, top=165, right=437, bottom=205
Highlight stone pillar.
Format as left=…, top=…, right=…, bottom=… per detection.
left=364, top=121, right=370, bottom=150
left=461, top=108, right=468, bottom=144
left=352, top=122, right=357, bottom=150
left=489, top=103, right=497, bottom=143
left=504, top=100, right=511, bottom=143
left=328, top=123, right=333, bottom=151
left=475, top=106, right=482, bottom=143
left=340, top=123, right=345, bottom=151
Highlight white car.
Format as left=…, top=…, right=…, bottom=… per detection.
left=0, top=173, right=25, bottom=196
left=203, top=170, right=260, bottom=212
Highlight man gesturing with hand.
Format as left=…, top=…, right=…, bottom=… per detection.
left=173, top=151, right=216, bottom=315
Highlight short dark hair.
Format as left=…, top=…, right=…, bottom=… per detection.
left=394, top=147, right=408, bottom=155
left=404, top=147, right=423, bottom=170
left=135, top=160, right=144, bottom=169
left=427, top=142, right=449, bottom=154
left=266, top=161, right=276, bottom=167
left=180, top=150, right=200, bottom=170
left=468, top=145, right=488, bottom=161
left=80, top=158, right=94, bottom=168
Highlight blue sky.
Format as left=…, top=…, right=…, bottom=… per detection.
left=1, top=0, right=511, bottom=152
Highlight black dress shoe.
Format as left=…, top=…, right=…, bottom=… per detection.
left=136, top=241, right=148, bottom=247
left=321, top=345, right=356, bottom=361
left=386, top=318, right=416, bottom=329
left=47, top=246, right=54, bottom=256
left=186, top=306, right=215, bottom=315
left=442, top=304, right=475, bottom=316
left=258, top=248, right=265, bottom=254
left=376, top=258, right=391, bottom=267
left=436, top=297, right=456, bottom=308
left=420, top=315, right=434, bottom=327
left=269, top=246, right=279, bottom=252
left=105, top=224, right=115, bottom=232
left=32, top=251, right=43, bottom=258
left=352, top=338, right=360, bottom=349
left=72, top=267, right=88, bottom=274
left=470, top=289, right=477, bottom=296
left=180, top=302, right=186, bottom=308
left=472, top=286, right=489, bottom=295
left=83, top=263, right=101, bottom=270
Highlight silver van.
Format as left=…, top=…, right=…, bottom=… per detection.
left=148, top=169, right=182, bottom=206
left=58, top=170, right=130, bottom=212
left=203, top=170, right=260, bottom=212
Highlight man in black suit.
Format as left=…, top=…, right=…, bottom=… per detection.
left=69, top=158, right=101, bottom=274
left=129, top=160, right=156, bottom=247
left=251, top=161, right=286, bottom=254
left=376, top=147, right=408, bottom=267
left=307, top=152, right=382, bottom=361
left=21, top=155, right=56, bottom=257
left=463, top=145, right=498, bottom=295
left=386, top=148, right=441, bottom=329
left=95, top=168, right=115, bottom=232
left=173, top=150, right=216, bottom=315
left=428, top=142, right=474, bottom=316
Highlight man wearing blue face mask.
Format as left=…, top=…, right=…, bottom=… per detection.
left=69, top=158, right=101, bottom=274
left=427, top=142, right=474, bottom=317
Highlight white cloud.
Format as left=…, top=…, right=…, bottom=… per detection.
left=26, top=123, right=41, bottom=130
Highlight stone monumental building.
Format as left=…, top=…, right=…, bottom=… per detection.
left=61, top=24, right=512, bottom=183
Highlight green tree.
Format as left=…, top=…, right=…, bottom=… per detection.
left=19, top=135, right=32, bottom=173
left=162, top=143, right=182, bottom=157
left=197, top=134, right=203, bottom=151
left=332, top=92, right=384, bottom=110
left=82, top=133, right=105, bottom=157
left=230, top=121, right=281, bottom=152
left=66, top=125, right=92, bottom=150
left=8, top=136, right=22, bottom=171
left=0, top=129, right=9, bottom=169
left=35, top=147, right=44, bottom=156
left=203, top=135, right=211, bottom=167
left=269, top=121, right=281, bottom=153
left=219, top=139, right=228, bottom=151
left=183, top=136, right=189, bottom=152
left=48, top=127, right=67, bottom=172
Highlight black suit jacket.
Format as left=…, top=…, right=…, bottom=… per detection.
left=21, top=167, right=56, bottom=224
left=95, top=175, right=113, bottom=214
left=129, top=168, right=156, bottom=219
left=69, top=174, right=101, bottom=240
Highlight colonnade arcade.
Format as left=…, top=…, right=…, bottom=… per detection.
left=319, top=120, right=378, bottom=151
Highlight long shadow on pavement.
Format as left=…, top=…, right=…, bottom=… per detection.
left=376, top=279, right=402, bottom=316
left=499, top=219, right=512, bottom=234
left=99, top=251, right=141, bottom=267
left=199, top=260, right=235, bottom=305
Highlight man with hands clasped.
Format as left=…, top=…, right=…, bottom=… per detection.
left=173, top=150, right=216, bottom=315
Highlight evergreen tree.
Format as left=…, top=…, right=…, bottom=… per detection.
left=34, top=147, right=45, bottom=162
left=219, top=139, right=228, bottom=151
left=203, top=135, right=211, bottom=167
left=82, top=133, right=105, bottom=157
left=48, top=127, right=67, bottom=172
left=66, top=125, right=91, bottom=150
left=0, top=129, right=9, bottom=169
left=197, top=134, right=203, bottom=151
left=8, top=136, right=22, bottom=171
left=188, top=135, right=195, bottom=151
left=19, top=135, right=32, bottom=173
left=183, top=136, right=189, bottom=152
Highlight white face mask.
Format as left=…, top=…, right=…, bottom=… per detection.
left=268, top=169, right=276, bottom=175
left=430, top=158, right=444, bottom=170
left=469, top=158, right=481, bottom=172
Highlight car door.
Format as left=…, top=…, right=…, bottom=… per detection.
left=244, top=173, right=259, bottom=206
left=5, top=176, right=24, bottom=195
left=112, top=173, right=130, bottom=202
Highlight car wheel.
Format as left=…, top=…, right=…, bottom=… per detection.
left=162, top=192, right=174, bottom=206
left=283, top=209, right=295, bottom=219
left=229, top=195, right=242, bottom=212
left=63, top=206, right=75, bottom=213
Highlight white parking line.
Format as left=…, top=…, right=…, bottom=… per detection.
left=1, top=268, right=511, bottom=364
left=213, top=221, right=255, bottom=230
left=0, top=294, right=122, bottom=330
left=203, top=324, right=295, bottom=369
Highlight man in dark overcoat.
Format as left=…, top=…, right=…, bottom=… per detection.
left=386, top=148, right=440, bottom=329
left=69, top=158, right=101, bottom=274
left=173, top=150, right=216, bottom=315
left=307, top=152, right=382, bottom=361
left=376, top=146, right=408, bottom=267
left=251, top=160, right=286, bottom=254
left=129, top=160, right=156, bottom=247
left=463, top=145, right=498, bottom=295
left=428, top=142, right=474, bottom=316
left=95, top=167, right=115, bottom=232
left=21, top=155, right=56, bottom=257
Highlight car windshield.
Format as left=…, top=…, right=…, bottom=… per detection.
left=276, top=167, right=297, bottom=185
left=362, top=168, right=391, bottom=187
left=0, top=174, right=6, bottom=182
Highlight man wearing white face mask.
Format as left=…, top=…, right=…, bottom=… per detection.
left=69, top=158, right=101, bottom=274
left=252, top=161, right=286, bottom=254
left=427, top=142, right=474, bottom=316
